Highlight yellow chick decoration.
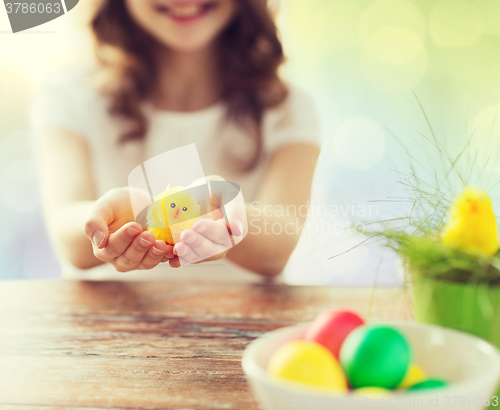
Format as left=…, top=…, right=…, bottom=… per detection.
left=146, top=185, right=200, bottom=245
left=442, top=187, right=499, bottom=256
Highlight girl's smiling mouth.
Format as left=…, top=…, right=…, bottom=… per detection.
left=155, top=1, right=219, bottom=22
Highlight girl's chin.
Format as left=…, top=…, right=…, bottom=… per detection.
left=158, top=36, right=216, bottom=53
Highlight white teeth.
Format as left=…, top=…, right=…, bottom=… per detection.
left=169, top=5, right=203, bottom=17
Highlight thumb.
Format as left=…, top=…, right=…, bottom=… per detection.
left=84, top=201, right=113, bottom=249
left=223, top=191, right=247, bottom=238
left=210, top=180, right=247, bottom=237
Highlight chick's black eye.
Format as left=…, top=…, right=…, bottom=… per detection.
left=182, top=207, right=188, bottom=211
left=170, top=203, right=175, bottom=208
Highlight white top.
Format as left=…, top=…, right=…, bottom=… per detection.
left=31, top=67, right=322, bottom=280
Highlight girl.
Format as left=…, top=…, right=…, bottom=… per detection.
left=32, top=0, right=321, bottom=279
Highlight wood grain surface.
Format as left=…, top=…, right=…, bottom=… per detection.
left=0, top=277, right=413, bottom=409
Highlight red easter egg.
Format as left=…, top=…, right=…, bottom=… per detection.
left=304, top=310, right=365, bottom=358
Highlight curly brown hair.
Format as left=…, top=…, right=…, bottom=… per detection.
left=90, top=0, right=288, bottom=171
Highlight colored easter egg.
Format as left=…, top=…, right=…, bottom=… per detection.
left=268, top=340, right=348, bottom=390
left=340, top=325, right=411, bottom=389
left=409, top=379, right=449, bottom=391
left=354, top=387, right=393, bottom=399
left=304, top=309, right=365, bottom=358
left=398, top=364, right=427, bottom=389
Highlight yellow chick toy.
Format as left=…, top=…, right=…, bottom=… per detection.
left=146, top=185, right=200, bottom=245
left=442, top=187, right=499, bottom=256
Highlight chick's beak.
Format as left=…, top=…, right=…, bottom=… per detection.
left=174, top=208, right=179, bottom=219
left=470, top=200, right=479, bottom=213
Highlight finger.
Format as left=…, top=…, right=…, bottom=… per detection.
left=191, top=220, right=232, bottom=248
left=173, top=241, right=202, bottom=265
left=164, top=245, right=175, bottom=258
left=179, top=256, right=198, bottom=265
left=222, top=192, right=246, bottom=237
left=114, top=231, right=156, bottom=271
left=84, top=201, right=114, bottom=249
left=137, top=240, right=167, bottom=270
left=179, top=225, right=230, bottom=260
left=208, top=181, right=246, bottom=237
left=95, top=222, right=142, bottom=261
left=169, top=256, right=181, bottom=268
left=161, top=245, right=175, bottom=262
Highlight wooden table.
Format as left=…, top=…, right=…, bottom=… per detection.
left=0, top=275, right=413, bottom=409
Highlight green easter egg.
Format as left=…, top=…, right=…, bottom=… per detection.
left=340, top=325, right=411, bottom=389
left=409, top=379, right=449, bottom=391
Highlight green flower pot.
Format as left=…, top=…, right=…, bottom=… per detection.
left=412, top=277, right=500, bottom=397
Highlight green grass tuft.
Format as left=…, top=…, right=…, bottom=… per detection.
left=342, top=95, right=500, bottom=285
left=382, top=231, right=500, bottom=285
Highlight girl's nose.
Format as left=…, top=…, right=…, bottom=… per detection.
left=175, top=208, right=180, bottom=218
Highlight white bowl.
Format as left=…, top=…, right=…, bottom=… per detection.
left=242, top=322, right=500, bottom=410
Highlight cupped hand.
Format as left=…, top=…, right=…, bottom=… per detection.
left=169, top=176, right=247, bottom=267
left=169, top=219, right=232, bottom=267
left=195, top=175, right=246, bottom=237
left=84, top=187, right=175, bottom=272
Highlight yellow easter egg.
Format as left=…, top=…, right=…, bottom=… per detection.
left=268, top=340, right=348, bottom=390
left=398, top=363, right=427, bottom=389
left=354, top=387, right=393, bottom=398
